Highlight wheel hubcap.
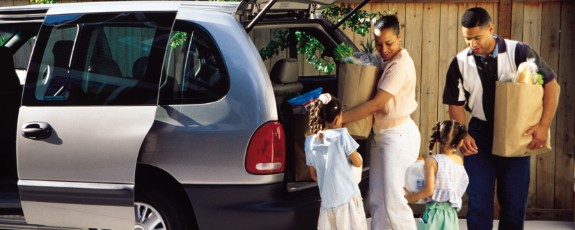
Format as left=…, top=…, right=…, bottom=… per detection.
left=134, top=202, right=167, bottom=230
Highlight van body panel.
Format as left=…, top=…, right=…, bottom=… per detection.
left=139, top=9, right=281, bottom=184
left=0, top=1, right=370, bottom=228
left=16, top=106, right=156, bottom=229
left=46, top=1, right=182, bottom=15
left=17, top=106, right=156, bottom=183
left=18, top=180, right=133, bottom=229
left=15, top=9, right=174, bottom=229
left=184, top=183, right=320, bottom=230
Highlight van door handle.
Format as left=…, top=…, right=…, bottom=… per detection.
left=21, top=122, right=52, bottom=140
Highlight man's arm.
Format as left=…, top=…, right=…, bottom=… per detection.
left=524, top=79, right=560, bottom=149
left=448, top=105, right=467, bottom=125
left=448, top=105, right=478, bottom=155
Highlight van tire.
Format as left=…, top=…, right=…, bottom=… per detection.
left=135, top=188, right=194, bottom=230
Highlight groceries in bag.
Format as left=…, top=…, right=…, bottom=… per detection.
left=512, top=58, right=543, bottom=85
left=335, top=43, right=382, bottom=139
left=493, top=59, right=551, bottom=157
left=287, top=87, right=322, bottom=114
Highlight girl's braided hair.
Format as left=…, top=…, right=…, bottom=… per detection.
left=308, top=93, right=342, bottom=139
left=428, top=120, right=468, bottom=154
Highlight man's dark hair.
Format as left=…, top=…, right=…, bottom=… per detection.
left=374, top=15, right=400, bottom=36
left=461, top=7, right=492, bottom=28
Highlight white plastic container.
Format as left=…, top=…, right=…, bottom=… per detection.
left=405, top=159, right=425, bottom=203
left=352, top=154, right=363, bottom=184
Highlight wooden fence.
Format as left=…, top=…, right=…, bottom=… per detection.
left=339, top=0, right=575, bottom=219
left=3, top=0, right=574, bottom=220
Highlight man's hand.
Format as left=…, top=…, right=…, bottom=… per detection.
left=460, top=135, right=479, bottom=156
left=524, top=124, right=549, bottom=150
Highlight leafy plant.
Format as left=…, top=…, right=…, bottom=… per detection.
left=259, top=30, right=289, bottom=61
left=535, top=73, right=544, bottom=85
left=259, top=30, right=335, bottom=74
left=334, top=43, right=353, bottom=61
left=258, top=6, right=395, bottom=73
left=170, top=31, right=188, bottom=49
left=30, top=0, right=57, bottom=3
left=322, top=4, right=396, bottom=37
left=295, top=31, right=335, bottom=74
left=360, top=38, right=375, bottom=54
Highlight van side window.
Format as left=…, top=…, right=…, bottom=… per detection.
left=159, top=21, right=229, bottom=104
left=23, top=12, right=175, bottom=106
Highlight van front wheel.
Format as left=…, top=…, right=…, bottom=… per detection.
left=134, top=202, right=166, bottom=230
left=134, top=188, right=192, bottom=230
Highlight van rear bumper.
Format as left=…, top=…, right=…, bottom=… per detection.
left=184, top=183, right=320, bottom=230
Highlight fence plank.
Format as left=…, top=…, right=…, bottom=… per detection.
left=499, top=0, right=512, bottom=38
left=493, top=2, right=499, bottom=35
left=477, top=2, right=496, bottom=33
left=511, top=2, right=524, bottom=41
left=371, top=2, right=388, bottom=47
left=15, top=0, right=30, bottom=5
left=555, top=0, right=574, bottom=210
left=366, top=2, right=377, bottom=48
left=419, top=3, right=440, bottom=155
left=254, top=29, right=272, bottom=72
left=536, top=1, right=561, bottom=210
left=457, top=3, right=476, bottom=52
left=523, top=2, right=543, bottom=209
left=270, top=29, right=289, bottom=75
left=404, top=3, right=423, bottom=132
left=354, top=2, right=372, bottom=53
left=437, top=3, right=459, bottom=126
left=389, top=2, right=406, bottom=40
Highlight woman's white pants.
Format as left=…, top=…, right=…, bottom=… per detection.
left=369, top=118, right=420, bottom=230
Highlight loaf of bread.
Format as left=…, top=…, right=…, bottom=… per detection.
left=516, top=67, right=534, bottom=84
left=514, top=59, right=538, bottom=84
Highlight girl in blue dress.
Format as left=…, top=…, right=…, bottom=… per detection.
left=305, top=93, right=367, bottom=230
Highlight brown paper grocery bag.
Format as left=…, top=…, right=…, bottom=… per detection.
left=338, top=63, right=380, bottom=139
left=492, top=81, right=551, bottom=157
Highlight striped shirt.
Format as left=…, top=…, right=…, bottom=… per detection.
left=424, top=154, right=469, bottom=210
left=442, top=36, right=556, bottom=129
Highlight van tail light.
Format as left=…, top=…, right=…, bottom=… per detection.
left=245, top=121, right=285, bottom=175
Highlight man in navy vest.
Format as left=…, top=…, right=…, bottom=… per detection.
left=442, top=7, right=560, bottom=230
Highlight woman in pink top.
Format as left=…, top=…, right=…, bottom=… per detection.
left=343, top=14, right=420, bottom=230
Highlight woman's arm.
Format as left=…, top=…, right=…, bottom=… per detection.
left=342, top=89, right=393, bottom=124
left=405, top=157, right=437, bottom=203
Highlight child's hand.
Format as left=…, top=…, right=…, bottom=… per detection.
left=403, top=187, right=417, bottom=203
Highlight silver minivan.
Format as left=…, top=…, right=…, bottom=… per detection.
left=0, top=1, right=370, bottom=229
